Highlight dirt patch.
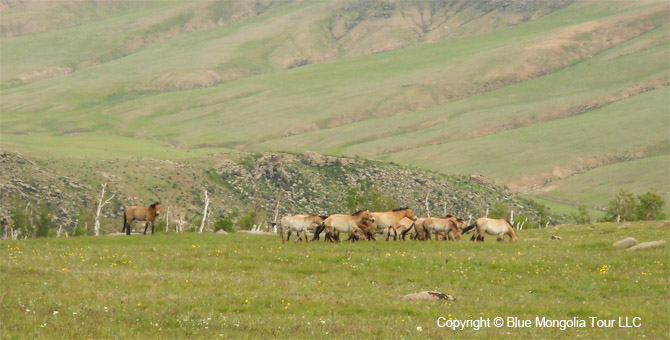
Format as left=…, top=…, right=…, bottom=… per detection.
left=17, top=67, right=73, bottom=83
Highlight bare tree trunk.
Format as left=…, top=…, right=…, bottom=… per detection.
left=94, top=183, right=115, bottom=236
left=510, top=210, right=514, bottom=225
left=443, top=202, right=447, bottom=217
left=485, top=208, right=489, bottom=218
left=165, top=200, right=170, bottom=233
left=177, top=215, right=184, bottom=233
left=467, top=214, right=473, bottom=225
left=272, top=189, right=282, bottom=226
left=57, top=225, right=63, bottom=238
left=425, top=193, right=431, bottom=218
left=199, top=190, right=209, bottom=233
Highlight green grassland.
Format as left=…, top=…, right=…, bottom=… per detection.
left=1, top=0, right=668, bottom=213
left=2, top=222, right=668, bottom=339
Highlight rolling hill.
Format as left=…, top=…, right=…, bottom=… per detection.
left=1, top=0, right=668, bottom=215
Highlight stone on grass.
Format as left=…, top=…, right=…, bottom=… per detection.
left=550, top=235, right=562, bottom=240
left=613, top=237, right=637, bottom=248
left=627, top=241, right=666, bottom=251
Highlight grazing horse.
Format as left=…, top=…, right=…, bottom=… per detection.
left=315, top=210, right=375, bottom=243
left=402, top=217, right=428, bottom=240
left=122, top=202, right=161, bottom=235
left=462, top=217, right=518, bottom=242
left=423, top=215, right=463, bottom=241
left=279, top=214, right=326, bottom=243
left=371, top=208, right=417, bottom=241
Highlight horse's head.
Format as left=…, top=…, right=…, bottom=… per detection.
left=150, top=202, right=162, bottom=216
left=310, top=215, right=327, bottom=228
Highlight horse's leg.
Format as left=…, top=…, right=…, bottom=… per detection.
left=304, top=230, right=309, bottom=243
left=287, top=230, right=292, bottom=242
left=143, top=222, right=148, bottom=235
left=151, top=221, right=155, bottom=235
left=497, top=233, right=504, bottom=242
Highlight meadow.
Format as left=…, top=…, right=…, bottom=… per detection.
left=2, top=222, right=668, bottom=339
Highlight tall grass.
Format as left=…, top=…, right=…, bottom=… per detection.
left=2, top=222, right=668, bottom=339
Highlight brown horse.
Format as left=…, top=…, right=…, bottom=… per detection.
left=122, top=202, right=161, bottom=235
left=279, top=214, right=327, bottom=243
left=315, top=210, right=375, bottom=243
left=371, top=207, right=417, bottom=241
left=462, top=217, right=518, bottom=242
left=423, top=215, right=463, bottom=241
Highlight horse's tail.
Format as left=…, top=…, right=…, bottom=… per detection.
left=312, top=222, right=325, bottom=241
left=122, top=210, right=128, bottom=234
left=400, top=222, right=414, bottom=240
left=462, top=222, right=476, bottom=234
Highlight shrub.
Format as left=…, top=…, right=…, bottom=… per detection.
left=572, top=204, right=591, bottom=224
left=636, top=191, right=666, bottom=221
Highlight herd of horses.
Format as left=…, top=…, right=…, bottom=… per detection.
left=278, top=207, right=518, bottom=243
left=120, top=203, right=518, bottom=243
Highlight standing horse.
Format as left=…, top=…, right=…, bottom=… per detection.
left=423, top=215, right=463, bottom=241
left=315, top=210, right=375, bottom=243
left=122, top=202, right=161, bottom=235
left=371, top=207, right=417, bottom=241
left=279, top=214, right=326, bottom=243
left=462, top=217, right=518, bottom=242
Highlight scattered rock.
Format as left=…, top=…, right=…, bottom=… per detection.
left=215, top=230, right=228, bottom=235
left=469, top=173, right=491, bottom=185
left=660, top=221, right=670, bottom=227
left=613, top=237, right=637, bottom=248
left=626, top=241, right=666, bottom=251
left=550, top=235, right=561, bottom=240
left=402, top=291, right=455, bottom=301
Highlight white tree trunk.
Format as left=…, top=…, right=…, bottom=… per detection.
left=165, top=200, right=170, bottom=233
left=199, top=190, right=209, bottom=233
left=94, top=183, right=115, bottom=236
left=485, top=208, right=489, bottom=218
left=510, top=210, right=514, bottom=225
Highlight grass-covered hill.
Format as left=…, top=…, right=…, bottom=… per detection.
left=1, top=0, right=668, bottom=213
left=0, top=149, right=547, bottom=234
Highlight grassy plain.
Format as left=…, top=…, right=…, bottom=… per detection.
left=2, top=222, right=668, bottom=339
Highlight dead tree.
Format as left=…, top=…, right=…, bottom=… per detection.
left=94, top=183, right=115, bottom=236
left=199, top=190, right=210, bottom=233
left=165, top=199, right=170, bottom=233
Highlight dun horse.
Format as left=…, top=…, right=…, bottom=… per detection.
left=462, top=217, right=518, bottom=242
left=371, top=207, right=417, bottom=241
left=122, top=202, right=161, bottom=235
left=315, top=210, right=375, bottom=242
left=422, top=215, right=464, bottom=241
left=279, top=214, right=327, bottom=243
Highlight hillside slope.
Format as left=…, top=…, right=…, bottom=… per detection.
left=0, top=150, right=547, bottom=234
left=1, top=0, right=668, bottom=212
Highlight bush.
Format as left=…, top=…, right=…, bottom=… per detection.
left=35, top=202, right=54, bottom=238
left=214, top=210, right=237, bottom=233
left=238, top=209, right=257, bottom=230
left=601, top=189, right=666, bottom=222
left=636, top=191, right=666, bottom=221
left=572, top=204, right=591, bottom=225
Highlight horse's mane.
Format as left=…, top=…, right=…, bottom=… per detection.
left=351, top=210, right=366, bottom=216
left=444, top=214, right=453, bottom=218
left=319, top=215, right=329, bottom=220
left=392, top=207, right=409, bottom=212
